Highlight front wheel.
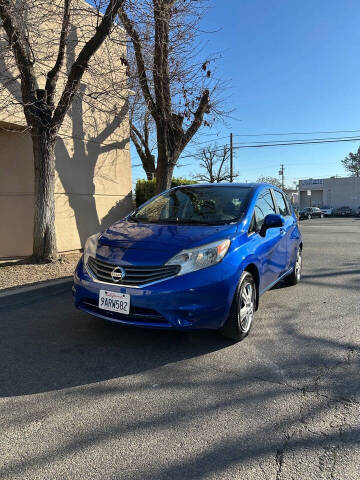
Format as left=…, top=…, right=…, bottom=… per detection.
left=307, top=214, right=312, bottom=220
left=284, top=248, right=302, bottom=286
left=320, top=213, right=324, bottom=218
left=220, top=272, right=256, bottom=341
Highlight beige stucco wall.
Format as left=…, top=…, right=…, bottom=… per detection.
left=0, top=126, right=34, bottom=257
left=0, top=123, right=132, bottom=258
left=0, top=1, right=132, bottom=258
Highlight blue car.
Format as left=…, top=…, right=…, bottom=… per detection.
left=73, top=183, right=302, bottom=341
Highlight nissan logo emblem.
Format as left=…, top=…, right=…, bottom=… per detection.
left=111, top=266, right=126, bottom=283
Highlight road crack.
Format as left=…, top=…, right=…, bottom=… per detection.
left=267, top=344, right=359, bottom=479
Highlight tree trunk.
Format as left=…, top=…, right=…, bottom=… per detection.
left=154, top=119, right=178, bottom=193
left=31, top=128, right=58, bottom=261
left=146, top=169, right=156, bottom=181
left=155, top=153, right=175, bottom=193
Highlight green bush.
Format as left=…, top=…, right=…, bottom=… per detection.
left=135, top=178, right=197, bottom=207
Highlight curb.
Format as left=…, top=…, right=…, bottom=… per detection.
left=0, top=277, right=73, bottom=299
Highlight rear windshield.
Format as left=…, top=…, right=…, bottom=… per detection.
left=130, top=186, right=253, bottom=225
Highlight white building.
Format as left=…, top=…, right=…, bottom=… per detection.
left=299, top=177, right=360, bottom=209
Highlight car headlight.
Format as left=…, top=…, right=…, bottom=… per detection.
left=83, top=232, right=101, bottom=265
left=166, top=239, right=231, bottom=276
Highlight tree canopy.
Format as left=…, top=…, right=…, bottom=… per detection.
left=341, top=147, right=360, bottom=177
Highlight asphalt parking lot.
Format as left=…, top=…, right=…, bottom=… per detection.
left=0, top=218, right=359, bottom=480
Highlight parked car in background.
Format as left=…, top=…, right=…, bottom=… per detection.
left=321, top=206, right=333, bottom=217
left=293, top=207, right=300, bottom=220
left=299, top=207, right=324, bottom=220
left=333, top=206, right=353, bottom=217
left=73, top=183, right=303, bottom=342
left=356, top=206, right=360, bottom=217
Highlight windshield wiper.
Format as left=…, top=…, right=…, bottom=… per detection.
left=127, top=217, right=238, bottom=226
left=172, top=219, right=227, bottom=225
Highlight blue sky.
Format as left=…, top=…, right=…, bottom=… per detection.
left=131, top=0, right=360, bottom=187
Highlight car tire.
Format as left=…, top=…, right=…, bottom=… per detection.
left=307, top=214, right=312, bottom=220
left=220, top=272, right=256, bottom=342
left=284, top=248, right=302, bottom=286
left=320, top=213, right=324, bottom=218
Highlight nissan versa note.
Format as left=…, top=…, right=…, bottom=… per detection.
left=73, top=183, right=303, bottom=341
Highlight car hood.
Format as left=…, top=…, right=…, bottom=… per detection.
left=96, top=220, right=238, bottom=265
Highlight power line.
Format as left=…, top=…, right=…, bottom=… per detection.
left=233, top=136, right=360, bottom=149
left=191, top=135, right=230, bottom=146
left=232, top=128, right=360, bottom=138
left=190, top=128, right=360, bottom=148
left=231, top=134, right=360, bottom=146
left=180, top=135, right=360, bottom=159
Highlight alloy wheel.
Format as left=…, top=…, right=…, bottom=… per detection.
left=295, top=250, right=302, bottom=281
left=238, top=282, right=254, bottom=332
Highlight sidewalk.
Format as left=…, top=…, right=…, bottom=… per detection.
left=0, top=252, right=81, bottom=292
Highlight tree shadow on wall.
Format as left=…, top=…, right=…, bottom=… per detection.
left=55, top=25, right=132, bottom=246
left=55, top=94, right=131, bottom=245
left=0, top=30, right=132, bottom=249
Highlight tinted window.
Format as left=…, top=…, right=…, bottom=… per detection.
left=254, top=190, right=276, bottom=229
left=131, top=186, right=252, bottom=225
left=273, top=190, right=289, bottom=216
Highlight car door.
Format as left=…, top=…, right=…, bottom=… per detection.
left=249, top=189, right=288, bottom=291
left=272, top=189, right=297, bottom=271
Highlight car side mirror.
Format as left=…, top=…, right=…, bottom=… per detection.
left=260, top=214, right=284, bottom=237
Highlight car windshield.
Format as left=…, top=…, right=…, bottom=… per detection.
left=130, top=186, right=253, bottom=225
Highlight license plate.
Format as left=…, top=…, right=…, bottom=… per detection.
left=98, top=290, right=130, bottom=315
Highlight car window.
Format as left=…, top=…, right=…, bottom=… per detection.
left=253, top=189, right=276, bottom=230
left=272, top=190, right=290, bottom=216
left=132, top=186, right=253, bottom=225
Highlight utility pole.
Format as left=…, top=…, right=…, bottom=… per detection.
left=230, top=132, right=233, bottom=182
left=279, top=164, right=285, bottom=189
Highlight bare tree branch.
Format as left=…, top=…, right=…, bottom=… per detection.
left=193, top=144, right=235, bottom=183
left=130, top=122, right=156, bottom=179
left=52, top=0, right=125, bottom=128
left=0, top=0, right=130, bottom=260
left=118, top=3, right=156, bottom=117
left=0, top=0, right=38, bottom=118
left=180, top=88, right=210, bottom=150
left=45, top=0, right=71, bottom=108
left=120, top=0, right=216, bottom=192
left=153, top=0, right=172, bottom=120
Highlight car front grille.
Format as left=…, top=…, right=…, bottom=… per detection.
left=87, top=256, right=180, bottom=286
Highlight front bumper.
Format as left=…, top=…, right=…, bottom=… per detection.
left=73, top=257, right=238, bottom=331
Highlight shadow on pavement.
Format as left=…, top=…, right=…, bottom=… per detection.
left=0, top=283, right=232, bottom=397
left=0, top=267, right=359, bottom=479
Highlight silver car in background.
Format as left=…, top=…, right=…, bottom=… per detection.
left=321, top=206, right=333, bottom=217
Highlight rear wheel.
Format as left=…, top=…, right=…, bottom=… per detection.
left=284, top=248, right=302, bottom=286
left=220, top=272, right=256, bottom=341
